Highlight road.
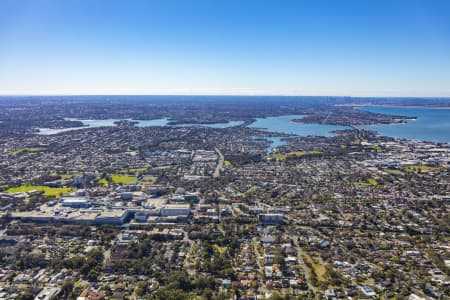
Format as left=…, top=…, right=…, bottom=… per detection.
left=184, top=240, right=196, bottom=276
left=213, top=147, right=224, bottom=178
left=102, top=249, right=111, bottom=267
left=293, top=237, right=316, bottom=292
left=252, top=237, right=266, bottom=296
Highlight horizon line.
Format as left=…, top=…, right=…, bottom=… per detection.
left=1, top=94, right=450, bottom=99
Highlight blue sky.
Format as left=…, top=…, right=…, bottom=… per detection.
left=0, top=0, right=449, bottom=96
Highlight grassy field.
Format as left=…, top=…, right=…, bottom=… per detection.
left=270, top=153, right=287, bottom=160
left=49, top=173, right=81, bottom=179
left=6, top=185, right=75, bottom=197
left=9, top=147, right=46, bottom=155
left=141, top=175, right=158, bottom=183
left=223, top=160, right=231, bottom=167
left=301, top=250, right=328, bottom=282
left=98, top=175, right=138, bottom=185
left=352, top=179, right=378, bottom=186
left=386, top=169, right=404, bottom=175
left=287, top=150, right=322, bottom=157
left=271, top=150, right=323, bottom=160
left=367, top=178, right=378, bottom=186
left=404, top=165, right=438, bottom=172
left=118, top=167, right=148, bottom=174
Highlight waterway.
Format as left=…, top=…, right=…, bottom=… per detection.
left=36, top=118, right=242, bottom=135
left=175, top=121, right=244, bottom=128
left=357, top=106, right=450, bottom=143
left=35, top=108, right=450, bottom=146
left=247, top=115, right=350, bottom=152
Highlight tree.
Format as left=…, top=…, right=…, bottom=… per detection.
left=151, top=288, right=189, bottom=300
left=268, top=292, right=285, bottom=300
left=135, top=281, right=148, bottom=296
left=16, top=292, right=34, bottom=300
left=87, top=269, right=99, bottom=282
left=86, top=248, right=104, bottom=263
left=61, top=280, right=74, bottom=298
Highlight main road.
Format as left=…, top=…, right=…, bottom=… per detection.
left=213, top=147, right=224, bottom=178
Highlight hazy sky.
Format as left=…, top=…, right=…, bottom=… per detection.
left=1, top=0, right=449, bottom=96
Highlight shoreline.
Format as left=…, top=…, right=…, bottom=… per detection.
left=341, top=104, right=450, bottom=110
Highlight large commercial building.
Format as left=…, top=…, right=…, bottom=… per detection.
left=94, top=210, right=129, bottom=224
left=61, top=197, right=90, bottom=208
left=258, top=213, right=285, bottom=225
left=160, top=204, right=190, bottom=217
left=10, top=204, right=129, bottom=225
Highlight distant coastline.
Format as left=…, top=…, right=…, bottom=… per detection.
left=339, top=104, right=450, bottom=110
